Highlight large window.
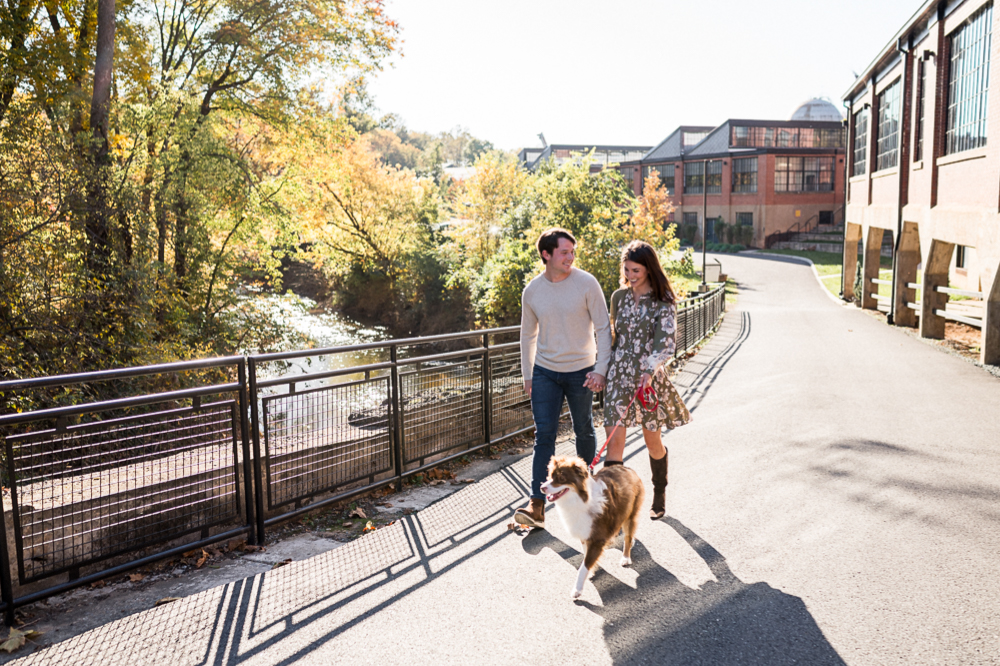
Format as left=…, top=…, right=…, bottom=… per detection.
left=946, top=4, right=993, bottom=154
left=682, top=212, right=699, bottom=227
left=644, top=164, right=675, bottom=195
left=732, top=157, right=758, bottom=193
left=620, top=166, right=635, bottom=190
left=735, top=212, right=753, bottom=226
left=853, top=108, right=869, bottom=176
left=731, top=125, right=845, bottom=148
left=876, top=78, right=901, bottom=171
left=706, top=160, right=722, bottom=194
left=684, top=162, right=704, bottom=194
left=915, top=59, right=927, bottom=161
left=775, top=156, right=835, bottom=192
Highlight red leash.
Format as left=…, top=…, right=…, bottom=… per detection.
left=589, top=385, right=659, bottom=472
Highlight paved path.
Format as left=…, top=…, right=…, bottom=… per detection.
left=13, top=253, right=1000, bottom=665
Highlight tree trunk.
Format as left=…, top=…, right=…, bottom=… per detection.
left=84, top=0, right=116, bottom=274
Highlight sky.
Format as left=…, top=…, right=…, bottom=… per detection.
left=367, top=0, right=923, bottom=152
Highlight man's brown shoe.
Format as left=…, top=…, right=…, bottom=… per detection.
left=514, top=498, right=545, bottom=528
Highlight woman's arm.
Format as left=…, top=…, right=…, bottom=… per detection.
left=644, top=301, right=677, bottom=374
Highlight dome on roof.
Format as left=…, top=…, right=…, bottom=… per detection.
left=790, top=98, right=843, bottom=122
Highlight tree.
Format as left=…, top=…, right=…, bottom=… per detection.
left=448, top=150, right=527, bottom=271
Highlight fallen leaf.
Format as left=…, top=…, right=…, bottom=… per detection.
left=348, top=507, right=367, bottom=520
left=155, top=597, right=181, bottom=607
left=182, top=549, right=200, bottom=558
left=489, top=455, right=501, bottom=460
left=228, top=539, right=247, bottom=552
left=342, top=521, right=353, bottom=528
left=382, top=503, right=393, bottom=508
left=195, top=550, right=208, bottom=569
left=425, top=468, right=454, bottom=481
left=89, top=580, right=105, bottom=589
left=462, top=478, right=475, bottom=484
left=428, top=479, right=446, bottom=486
left=129, top=573, right=145, bottom=583
left=272, top=559, right=292, bottom=570
left=0, top=628, right=42, bottom=654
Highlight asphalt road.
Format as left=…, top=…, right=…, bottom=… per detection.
left=13, top=252, right=1000, bottom=665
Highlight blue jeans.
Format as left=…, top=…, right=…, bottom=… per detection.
left=529, top=364, right=597, bottom=499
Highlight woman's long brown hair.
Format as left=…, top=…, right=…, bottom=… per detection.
left=619, top=240, right=676, bottom=304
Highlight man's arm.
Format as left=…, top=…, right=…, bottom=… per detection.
left=588, top=279, right=612, bottom=386
left=520, top=287, right=538, bottom=396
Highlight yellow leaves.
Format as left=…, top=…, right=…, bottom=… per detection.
left=1, top=627, right=43, bottom=653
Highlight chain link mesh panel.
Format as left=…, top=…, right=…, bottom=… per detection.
left=262, top=377, right=392, bottom=510
left=6, top=401, right=240, bottom=583
left=400, top=358, right=483, bottom=464
left=489, top=349, right=531, bottom=437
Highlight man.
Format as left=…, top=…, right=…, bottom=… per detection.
left=514, top=228, right=612, bottom=528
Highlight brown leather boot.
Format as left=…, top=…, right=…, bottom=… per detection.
left=514, top=498, right=545, bottom=528
left=649, top=450, right=668, bottom=520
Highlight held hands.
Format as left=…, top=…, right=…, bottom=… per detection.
left=583, top=372, right=606, bottom=392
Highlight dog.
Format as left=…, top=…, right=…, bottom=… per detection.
left=540, top=455, right=645, bottom=599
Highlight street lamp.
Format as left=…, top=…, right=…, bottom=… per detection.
left=699, top=158, right=717, bottom=293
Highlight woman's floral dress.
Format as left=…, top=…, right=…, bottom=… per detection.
left=603, top=288, right=692, bottom=431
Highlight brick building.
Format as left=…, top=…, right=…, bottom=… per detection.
left=617, top=102, right=846, bottom=248
left=842, top=0, right=999, bottom=364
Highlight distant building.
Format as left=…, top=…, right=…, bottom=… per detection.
left=842, top=0, right=999, bottom=365
left=616, top=100, right=847, bottom=249
left=517, top=144, right=651, bottom=173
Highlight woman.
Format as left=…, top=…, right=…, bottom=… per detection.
left=602, top=240, right=691, bottom=520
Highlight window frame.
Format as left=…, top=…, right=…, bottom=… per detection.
left=775, top=156, right=836, bottom=193
left=946, top=3, right=993, bottom=155
left=731, top=157, right=758, bottom=193
left=852, top=108, right=869, bottom=176
left=875, top=78, right=901, bottom=171
left=684, top=162, right=704, bottom=194
left=643, top=164, right=675, bottom=195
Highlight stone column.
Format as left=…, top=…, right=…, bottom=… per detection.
left=919, top=238, right=954, bottom=340
left=862, top=226, right=884, bottom=310
left=842, top=222, right=862, bottom=301
left=982, top=266, right=1000, bottom=366
left=893, top=222, right=921, bottom=327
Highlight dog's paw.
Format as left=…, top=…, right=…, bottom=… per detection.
left=620, top=555, right=632, bottom=567
left=570, top=587, right=583, bottom=599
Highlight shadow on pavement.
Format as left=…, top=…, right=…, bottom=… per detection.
left=523, top=518, right=846, bottom=666
left=672, top=310, right=750, bottom=415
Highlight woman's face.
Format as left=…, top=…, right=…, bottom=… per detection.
left=623, top=260, right=649, bottom=291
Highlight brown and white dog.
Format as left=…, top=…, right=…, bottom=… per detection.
left=540, top=456, right=645, bottom=599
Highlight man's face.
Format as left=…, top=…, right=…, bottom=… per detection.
left=544, top=238, right=576, bottom=274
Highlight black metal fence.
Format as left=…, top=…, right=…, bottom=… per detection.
left=0, top=284, right=726, bottom=622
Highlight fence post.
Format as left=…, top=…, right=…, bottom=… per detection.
left=237, top=360, right=258, bottom=547
left=247, top=358, right=267, bottom=545
left=481, top=333, right=492, bottom=446
left=0, top=433, right=14, bottom=625
left=390, top=345, right=404, bottom=488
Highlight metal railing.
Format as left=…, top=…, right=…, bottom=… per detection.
left=763, top=205, right=844, bottom=249
left=0, top=284, right=726, bottom=622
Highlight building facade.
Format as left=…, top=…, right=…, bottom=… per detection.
left=618, top=106, right=846, bottom=248
left=842, top=0, right=1000, bottom=365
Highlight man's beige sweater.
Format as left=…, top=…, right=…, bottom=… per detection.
left=520, top=268, right=612, bottom=383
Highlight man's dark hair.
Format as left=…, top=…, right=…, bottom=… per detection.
left=536, top=228, right=576, bottom=264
